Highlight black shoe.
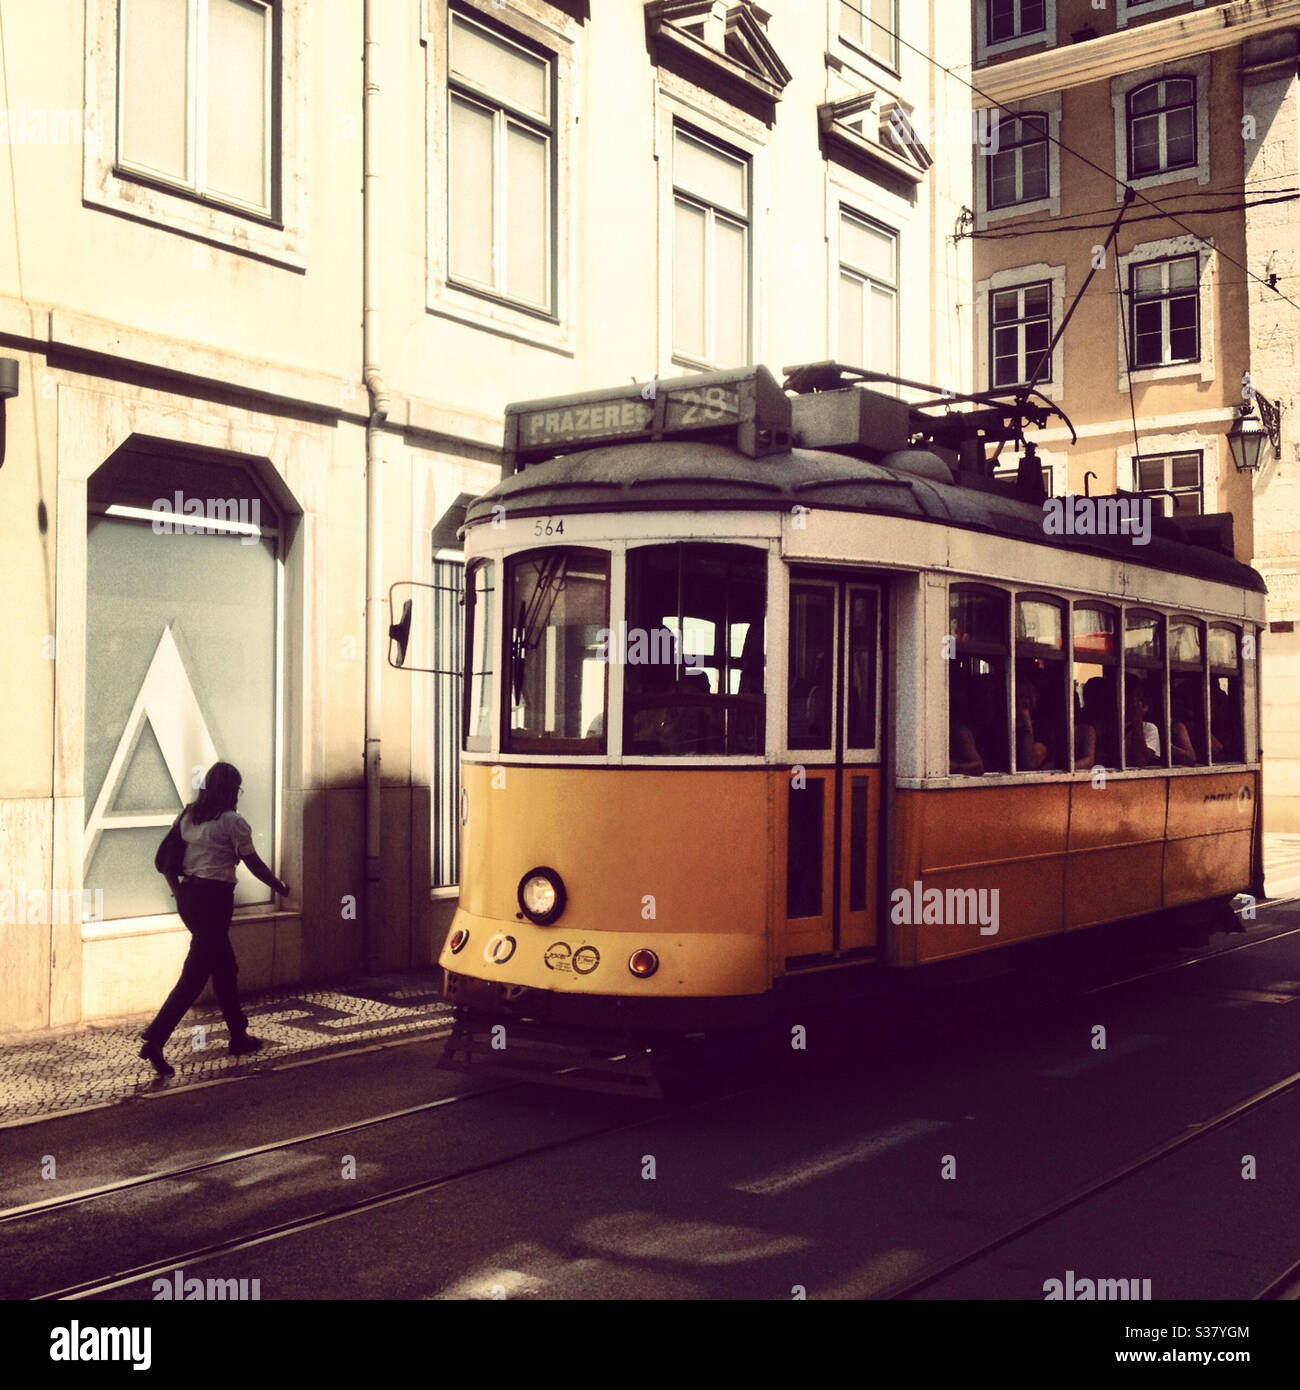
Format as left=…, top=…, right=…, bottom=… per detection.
left=228, top=1034, right=264, bottom=1056
left=138, top=1040, right=175, bottom=1077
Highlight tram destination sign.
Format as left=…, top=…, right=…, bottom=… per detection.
left=504, top=365, right=792, bottom=473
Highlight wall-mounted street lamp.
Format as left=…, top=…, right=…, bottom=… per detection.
left=0, top=357, right=19, bottom=468
left=1227, top=391, right=1281, bottom=472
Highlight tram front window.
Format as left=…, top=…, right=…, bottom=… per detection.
left=505, top=548, right=609, bottom=753
left=625, top=543, right=765, bottom=756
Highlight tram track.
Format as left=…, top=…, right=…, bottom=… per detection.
left=10, top=911, right=1300, bottom=1301
left=876, top=1063, right=1300, bottom=1301
left=24, top=1080, right=740, bottom=1302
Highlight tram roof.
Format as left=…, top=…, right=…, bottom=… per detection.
left=463, top=440, right=1267, bottom=595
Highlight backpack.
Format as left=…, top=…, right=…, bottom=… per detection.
left=155, top=814, right=186, bottom=876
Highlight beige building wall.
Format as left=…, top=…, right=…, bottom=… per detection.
left=0, top=0, right=972, bottom=1033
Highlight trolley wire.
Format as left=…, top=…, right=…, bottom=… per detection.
left=840, top=0, right=1300, bottom=317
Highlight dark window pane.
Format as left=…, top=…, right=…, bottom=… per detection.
left=1020, top=142, right=1048, bottom=199
left=786, top=779, right=824, bottom=918
left=1171, top=452, right=1201, bottom=488
left=1131, top=84, right=1160, bottom=116
left=846, top=588, right=878, bottom=748
left=1021, top=0, right=1045, bottom=31
left=1169, top=323, right=1197, bottom=360
left=992, top=289, right=1019, bottom=322
left=989, top=0, right=1016, bottom=42
left=1165, top=79, right=1194, bottom=106
left=990, top=152, right=1017, bottom=206
left=1023, top=283, right=1051, bottom=316
left=788, top=584, right=834, bottom=750
left=849, top=776, right=868, bottom=913
left=1137, top=457, right=1164, bottom=490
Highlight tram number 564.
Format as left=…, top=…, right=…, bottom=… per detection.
left=533, top=517, right=565, bottom=537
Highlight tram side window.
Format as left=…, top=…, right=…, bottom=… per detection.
left=464, top=560, right=496, bottom=753
left=949, top=586, right=1010, bottom=775
left=1072, top=605, right=1120, bottom=770
left=505, top=548, right=609, bottom=753
left=1169, top=619, right=1207, bottom=765
left=1015, top=597, right=1067, bottom=771
left=625, top=543, right=766, bottom=756
left=1209, top=625, right=1243, bottom=763
left=1123, top=610, right=1166, bottom=769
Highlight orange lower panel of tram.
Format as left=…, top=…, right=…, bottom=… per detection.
left=891, top=771, right=1258, bottom=966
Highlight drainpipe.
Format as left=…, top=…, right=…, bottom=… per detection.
left=362, top=0, right=390, bottom=973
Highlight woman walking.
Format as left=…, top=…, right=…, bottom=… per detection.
left=138, top=762, right=289, bottom=1077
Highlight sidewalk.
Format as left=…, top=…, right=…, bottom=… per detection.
left=0, top=970, right=453, bottom=1127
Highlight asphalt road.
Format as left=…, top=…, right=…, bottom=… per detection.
left=4, top=904, right=1300, bottom=1305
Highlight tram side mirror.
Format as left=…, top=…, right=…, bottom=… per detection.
left=389, top=600, right=413, bottom=669
left=386, top=580, right=465, bottom=676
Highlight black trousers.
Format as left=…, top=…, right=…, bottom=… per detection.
left=142, top=878, right=248, bottom=1046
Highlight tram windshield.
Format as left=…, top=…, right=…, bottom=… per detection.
left=624, top=543, right=765, bottom=756
left=505, top=548, right=610, bottom=753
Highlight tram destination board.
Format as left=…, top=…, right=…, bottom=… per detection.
left=504, top=364, right=792, bottom=472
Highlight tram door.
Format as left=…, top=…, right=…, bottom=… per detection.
left=782, top=575, right=884, bottom=964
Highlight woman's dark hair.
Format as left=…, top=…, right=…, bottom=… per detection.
left=189, top=762, right=242, bottom=824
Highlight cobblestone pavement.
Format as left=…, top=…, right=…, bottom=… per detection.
left=0, top=971, right=453, bottom=1126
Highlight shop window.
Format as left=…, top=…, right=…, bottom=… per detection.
left=84, top=451, right=279, bottom=918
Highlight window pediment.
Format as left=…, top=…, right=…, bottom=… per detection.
left=645, top=2, right=792, bottom=103
left=819, top=92, right=932, bottom=184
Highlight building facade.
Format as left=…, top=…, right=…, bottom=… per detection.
left=0, top=0, right=972, bottom=1033
left=969, top=0, right=1300, bottom=828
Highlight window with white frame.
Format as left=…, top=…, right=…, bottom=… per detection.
left=1130, top=255, right=1199, bottom=368
left=1135, top=451, right=1203, bottom=516
left=118, top=0, right=275, bottom=216
left=993, top=460, right=1053, bottom=494
left=987, top=0, right=1046, bottom=44
left=990, top=282, right=1052, bottom=388
left=672, top=126, right=750, bottom=369
left=838, top=210, right=897, bottom=376
left=840, top=0, right=897, bottom=68
left=1127, top=77, right=1195, bottom=180
left=448, top=9, right=554, bottom=314
left=988, top=112, right=1048, bottom=209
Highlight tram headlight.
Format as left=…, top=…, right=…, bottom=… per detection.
left=629, top=949, right=659, bottom=978
left=449, top=928, right=469, bottom=954
left=517, top=867, right=566, bottom=925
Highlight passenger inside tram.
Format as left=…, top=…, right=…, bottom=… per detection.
left=1124, top=680, right=1162, bottom=767
left=1169, top=681, right=1203, bottom=765
left=1015, top=679, right=1049, bottom=771
left=1077, top=675, right=1119, bottom=769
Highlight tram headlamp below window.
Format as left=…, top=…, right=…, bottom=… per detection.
left=517, top=867, right=566, bottom=925
left=629, top=949, right=659, bottom=978
left=449, top=928, right=469, bottom=954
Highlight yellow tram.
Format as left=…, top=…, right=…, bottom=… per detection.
left=436, top=363, right=1265, bottom=1052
